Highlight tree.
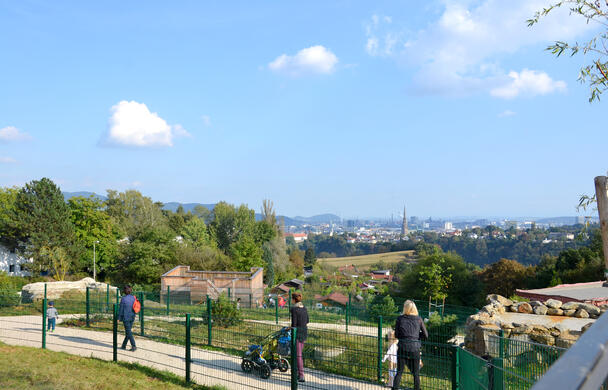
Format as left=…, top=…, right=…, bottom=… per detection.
left=209, top=202, right=257, bottom=253
left=263, top=236, right=291, bottom=284
left=0, top=187, right=19, bottom=249
left=418, top=262, right=451, bottom=302
left=289, top=249, right=304, bottom=271
left=304, top=247, right=317, bottom=266
left=479, top=258, right=534, bottom=298
left=105, top=190, right=166, bottom=237
left=12, top=178, right=79, bottom=275
left=231, top=236, right=264, bottom=271
left=367, top=294, right=398, bottom=321
left=181, top=217, right=214, bottom=248
left=68, top=196, right=119, bottom=278
left=528, top=1, right=608, bottom=102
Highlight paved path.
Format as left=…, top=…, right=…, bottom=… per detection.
left=0, top=315, right=383, bottom=390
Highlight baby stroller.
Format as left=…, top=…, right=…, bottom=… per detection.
left=241, top=327, right=291, bottom=379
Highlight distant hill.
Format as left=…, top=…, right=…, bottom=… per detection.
left=534, top=216, right=578, bottom=225
left=62, top=191, right=107, bottom=201
left=62, top=191, right=334, bottom=224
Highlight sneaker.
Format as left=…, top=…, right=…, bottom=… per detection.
left=120, top=346, right=127, bottom=350
left=298, top=378, right=305, bottom=383
left=130, top=347, right=137, bottom=352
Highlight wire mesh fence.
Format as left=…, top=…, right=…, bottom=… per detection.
left=0, top=287, right=569, bottom=390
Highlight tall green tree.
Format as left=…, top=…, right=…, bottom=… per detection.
left=0, top=187, right=19, bottom=249
left=304, top=246, right=317, bottom=266
left=105, top=190, right=166, bottom=237
left=12, top=178, right=79, bottom=276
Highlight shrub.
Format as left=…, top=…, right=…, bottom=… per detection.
left=208, top=293, right=242, bottom=327
left=425, top=313, right=458, bottom=344
left=367, top=294, right=398, bottom=322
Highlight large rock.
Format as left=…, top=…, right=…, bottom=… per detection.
left=563, top=309, right=577, bottom=317
left=575, top=309, right=589, bottom=319
left=555, top=333, right=578, bottom=348
left=487, top=294, right=513, bottom=307
left=561, top=302, right=580, bottom=311
left=517, top=302, right=533, bottom=314
left=533, top=305, right=548, bottom=315
left=21, top=278, right=118, bottom=303
left=544, top=299, right=562, bottom=309
left=547, top=308, right=564, bottom=316
left=578, top=303, right=600, bottom=317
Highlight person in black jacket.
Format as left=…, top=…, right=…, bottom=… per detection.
left=290, top=292, right=309, bottom=382
left=392, top=300, right=428, bottom=390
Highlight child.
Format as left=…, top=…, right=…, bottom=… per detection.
left=47, top=301, right=58, bottom=333
left=382, top=330, right=398, bottom=387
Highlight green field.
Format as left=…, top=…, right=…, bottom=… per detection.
left=317, top=250, right=416, bottom=269
left=0, top=342, right=224, bottom=390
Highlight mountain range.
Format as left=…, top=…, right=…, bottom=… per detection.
left=62, top=191, right=340, bottom=226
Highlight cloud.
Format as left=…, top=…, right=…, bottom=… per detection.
left=491, top=70, right=566, bottom=99
left=0, top=156, right=16, bottom=164
left=498, top=110, right=516, bottom=118
left=269, top=45, right=338, bottom=76
left=101, top=101, right=189, bottom=147
left=0, top=126, right=32, bottom=142
left=365, top=1, right=594, bottom=97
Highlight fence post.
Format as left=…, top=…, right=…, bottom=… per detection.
left=451, top=345, right=460, bottom=390
left=249, top=293, right=253, bottom=309
left=291, top=327, right=298, bottom=390
left=492, top=356, right=504, bottom=390
left=116, top=288, right=119, bottom=307
left=185, top=313, right=191, bottom=383
left=86, top=286, right=90, bottom=327
left=106, top=284, right=109, bottom=312
left=112, top=303, right=118, bottom=362
left=139, top=291, right=145, bottom=336
left=288, top=289, right=292, bottom=311
left=207, top=296, right=212, bottom=346
left=275, top=298, right=279, bottom=324
left=166, top=286, right=170, bottom=316
left=42, top=297, right=47, bottom=349
left=346, top=293, right=351, bottom=333
left=499, top=329, right=504, bottom=360
left=228, top=287, right=231, bottom=299
left=377, top=315, right=383, bottom=383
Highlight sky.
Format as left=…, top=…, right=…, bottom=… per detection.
left=0, top=0, right=606, bottom=219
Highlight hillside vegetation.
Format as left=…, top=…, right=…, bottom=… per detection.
left=318, top=250, right=416, bottom=269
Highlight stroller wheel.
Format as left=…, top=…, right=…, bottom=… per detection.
left=241, top=359, right=253, bottom=373
left=278, top=358, right=290, bottom=372
left=259, top=364, right=272, bottom=379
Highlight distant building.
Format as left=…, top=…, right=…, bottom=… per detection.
left=0, top=245, right=31, bottom=276
left=444, top=222, right=453, bottom=231
left=161, top=266, right=264, bottom=307
left=401, top=205, right=409, bottom=237
left=284, top=233, right=308, bottom=242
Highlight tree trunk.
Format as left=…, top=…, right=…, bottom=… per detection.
left=594, top=176, right=608, bottom=283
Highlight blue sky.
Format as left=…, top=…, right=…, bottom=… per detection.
left=0, top=0, right=605, bottom=219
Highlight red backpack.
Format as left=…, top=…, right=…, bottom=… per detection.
left=133, top=296, right=141, bottom=314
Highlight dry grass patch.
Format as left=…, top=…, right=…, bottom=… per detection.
left=318, top=250, right=416, bottom=269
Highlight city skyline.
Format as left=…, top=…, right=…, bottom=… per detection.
left=0, top=1, right=605, bottom=218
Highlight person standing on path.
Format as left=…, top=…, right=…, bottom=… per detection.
left=118, top=285, right=137, bottom=351
left=290, top=292, right=309, bottom=383
left=46, top=301, right=58, bottom=332
left=392, top=300, right=428, bottom=390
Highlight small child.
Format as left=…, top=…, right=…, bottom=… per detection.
left=382, top=330, right=398, bottom=387
left=47, top=301, right=58, bottom=332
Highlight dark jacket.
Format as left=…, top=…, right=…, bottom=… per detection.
left=290, top=304, right=309, bottom=342
left=118, top=294, right=136, bottom=322
left=394, top=314, right=428, bottom=352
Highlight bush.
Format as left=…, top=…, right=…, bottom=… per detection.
left=366, top=294, right=398, bottom=322
left=425, top=313, right=458, bottom=344
left=208, top=293, right=242, bottom=327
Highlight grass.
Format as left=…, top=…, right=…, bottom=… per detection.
left=317, top=250, right=416, bottom=269
left=0, top=342, right=225, bottom=390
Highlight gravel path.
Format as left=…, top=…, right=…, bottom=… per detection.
left=0, top=315, right=383, bottom=390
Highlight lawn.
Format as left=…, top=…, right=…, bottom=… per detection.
left=317, top=250, right=416, bottom=269
left=0, top=342, right=225, bottom=390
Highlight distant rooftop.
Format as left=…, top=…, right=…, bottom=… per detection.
left=516, top=281, right=608, bottom=306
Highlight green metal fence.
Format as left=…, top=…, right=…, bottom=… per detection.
left=0, top=286, right=568, bottom=390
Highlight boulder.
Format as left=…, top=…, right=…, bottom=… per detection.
left=530, top=333, right=555, bottom=346
left=487, top=294, right=513, bottom=307
left=517, top=302, right=533, bottom=314
left=533, top=305, right=548, bottom=315
left=555, top=333, right=578, bottom=348
left=578, top=303, right=600, bottom=317
left=563, top=309, right=577, bottom=317
left=510, top=304, right=519, bottom=312
left=544, top=299, right=562, bottom=309
left=575, top=309, right=589, bottom=319
left=581, top=323, right=593, bottom=333
left=561, top=302, right=580, bottom=311
left=529, top=300, right=543, bottom=307
left=21, top=278, right=119, bottom=303
left=546, top=308, right=564, bottom=316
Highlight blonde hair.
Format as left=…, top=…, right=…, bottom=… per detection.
left=387, top=330, right=397, bottom=343
left=402, top=300, right=418, bottom=316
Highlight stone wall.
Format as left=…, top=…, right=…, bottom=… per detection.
left=464, top=294, right=602, bottom=356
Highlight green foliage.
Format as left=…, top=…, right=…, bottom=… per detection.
left=230, top=236, right=264, bottom=271
left=105, top=190, right=165, bottom=237
left=367, top=294, right=398, bottom=321
left=528, top=1, right=608, bottom=102
left=304, top=246, right=317, bottom=266
left=0, top=187, right=19, bottom=249
left=479, top=258, right=535, bottom=298
left=425, top=313, right=458, bottom=344
left=210, top=293, right=242, bottom=327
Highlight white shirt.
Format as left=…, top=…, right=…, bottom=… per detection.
left=383, top=343, right=398, bottom=364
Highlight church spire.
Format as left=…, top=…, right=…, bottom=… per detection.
left=401, top=205, right=408, bottom=238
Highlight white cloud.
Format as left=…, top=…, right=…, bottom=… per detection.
left=269, top=45, right=338, bottom=76
left=0, top=156, right=16, bottom=164
left=498, top=110, right=516, bottom=118
left=491, top=70, right=566, bottom=99
left=101, top=101, right=189, bottom=147
left=0, top=126, right=32, bottom=142
left=366, top=0, right=594, bottom=97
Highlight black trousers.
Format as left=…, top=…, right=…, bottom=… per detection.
left=392, top=343, right=420, bottom=390
left=121, top=320, right=136, bottom=348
